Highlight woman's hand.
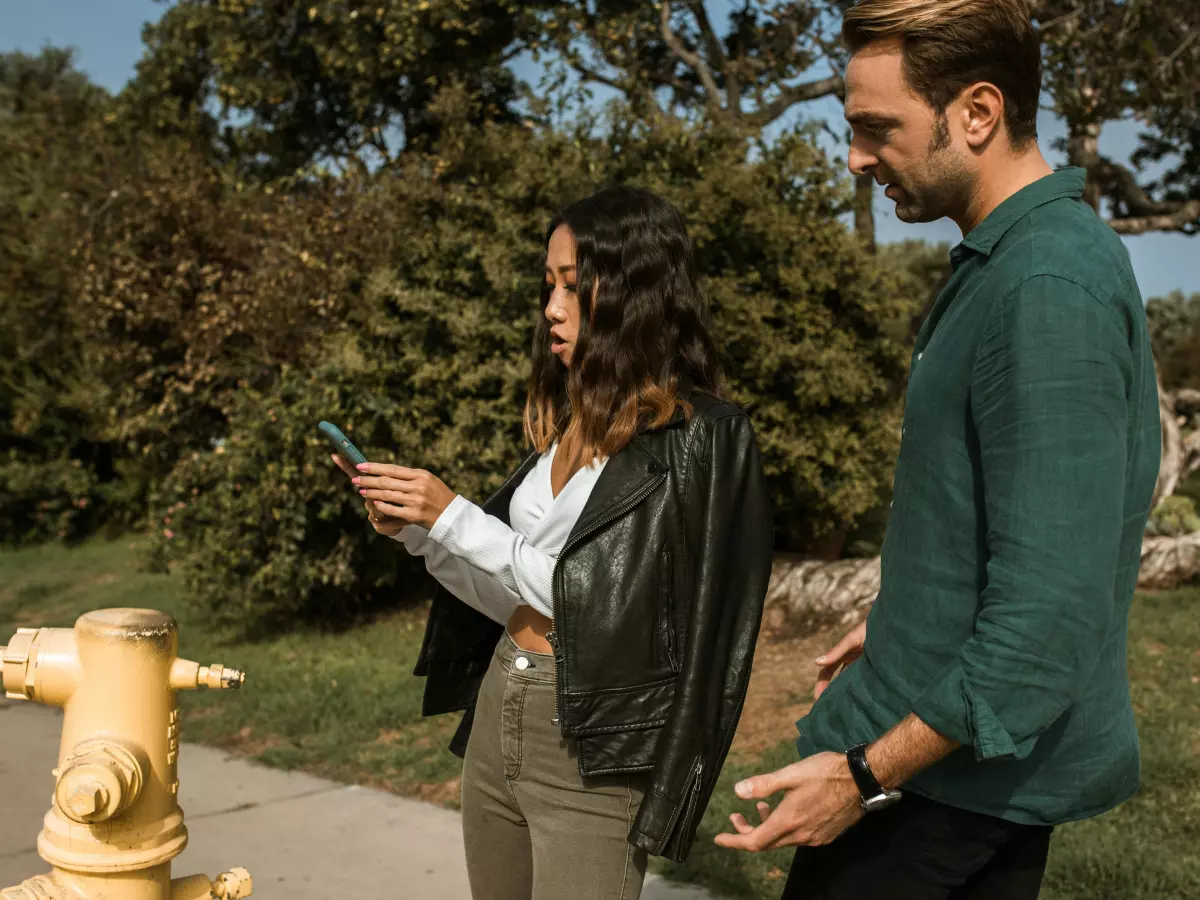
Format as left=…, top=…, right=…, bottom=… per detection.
left=329, top=454, right=406, bottom=537
left=353, top=462, right=457, bottom=532
left=813, top=621, right=867, bottom=701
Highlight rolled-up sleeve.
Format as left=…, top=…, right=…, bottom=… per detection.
left=910, top=275, right=1131, bottom=761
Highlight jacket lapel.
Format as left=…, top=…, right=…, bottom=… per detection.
left=566, top=436, right=667, bottom=546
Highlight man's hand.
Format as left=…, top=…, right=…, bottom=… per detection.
left=814, top=621, right=866, bottom=700
left=713, top=752, right=863, bottom=853
left=354, top=462, right=457, bottom=531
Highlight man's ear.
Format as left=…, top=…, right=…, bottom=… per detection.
left=958, top=82, right=1005, bottom=150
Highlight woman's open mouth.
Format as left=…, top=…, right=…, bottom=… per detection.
left=551, top=337, right=568, bottom=355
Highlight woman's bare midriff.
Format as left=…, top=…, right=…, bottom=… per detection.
left=506, top=605, right=555, bottom=655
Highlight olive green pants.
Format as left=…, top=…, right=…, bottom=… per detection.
left=460, top=632, right=648, bottom=900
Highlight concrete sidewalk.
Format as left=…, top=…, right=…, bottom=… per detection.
left=1, top=702, right=723, bottom=899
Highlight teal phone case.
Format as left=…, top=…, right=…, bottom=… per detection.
left=318, top=421, right=368, bottom=467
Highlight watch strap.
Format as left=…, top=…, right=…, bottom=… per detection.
left=846, top=742, right=898, bottom=809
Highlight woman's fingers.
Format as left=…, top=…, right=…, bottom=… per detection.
left=372, top=500, right=412, bottom=520
left=331, top=454, right=359, bottom=479
left=360, top=488, right=411, bottom=506
left=371, top=517, right=406, bottom=536
left=354, top=474, right=414, bottom=491
left=356, top=462, right=420, bottom=480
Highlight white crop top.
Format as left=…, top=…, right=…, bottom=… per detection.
left=392, top=444, right=608, bottom=623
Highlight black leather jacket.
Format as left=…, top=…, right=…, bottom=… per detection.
left=413, top=391, right=774, bottom=862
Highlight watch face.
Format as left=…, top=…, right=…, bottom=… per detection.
left=862, top=791, right=902, bottom=813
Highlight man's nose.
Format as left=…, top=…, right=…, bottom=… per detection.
left=848, top=142, right=878, bottom=177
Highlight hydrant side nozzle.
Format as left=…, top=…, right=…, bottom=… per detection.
left=169, top=658, right=201, bottom=691
left=169, top=659, right=246, bottom=691
left=214, top=868, right=253, bottom=899
left=2, top=627, right=80, bottom=706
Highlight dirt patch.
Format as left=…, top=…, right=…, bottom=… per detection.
left=373, top=728, right=439, bottom=750
left=416, top=776, right=462, bottom=806
left=220, top=725, right=286, bottom=756
left=730, top=623, right=841, bottom=756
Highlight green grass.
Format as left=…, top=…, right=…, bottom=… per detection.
left=1, top=539, right=1197, bottom=898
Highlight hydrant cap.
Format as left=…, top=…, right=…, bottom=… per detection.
left=79, top=609, right=177, bottom=643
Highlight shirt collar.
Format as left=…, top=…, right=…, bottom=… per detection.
left=952, top=167, right=1088, bottom=266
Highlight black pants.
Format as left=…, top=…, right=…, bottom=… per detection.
left=781, top=793, right=1053, bottom=900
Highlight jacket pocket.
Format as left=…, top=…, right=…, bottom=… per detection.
left=657, top=548, right=679, bottom=672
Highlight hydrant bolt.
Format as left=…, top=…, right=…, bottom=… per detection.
left=67, top=785, right=108, bottom=820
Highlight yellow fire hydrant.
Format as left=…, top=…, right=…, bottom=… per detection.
left=1, top=608, right=253, bottom=900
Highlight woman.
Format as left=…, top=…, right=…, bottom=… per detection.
left=332, top=186, right=773, bottom=900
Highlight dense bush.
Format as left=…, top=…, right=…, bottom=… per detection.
left=135, top=102, right=925, bottom=629
left=0, top=50, right=122, bottom=542
left=1146, top=290, right=1200, bottom=391
left=1146, top=496, right=1200, bottom=538
left=2, top=50, right=928, bottom=628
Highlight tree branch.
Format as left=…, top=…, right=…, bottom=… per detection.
left=660, top=0, right=723, bottom=111
left=1108, top=200, right=1200, bottom=235
left=1093, top=157, right=1200, bottom=234
left=567, top=59, right=629, bottom=94
left=745, top=74, right=845, bottom=128
left=686, top=0, right=736, bottom=113
left=1098, top=157, right=1188, bottom=217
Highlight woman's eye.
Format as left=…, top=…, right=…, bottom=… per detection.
left=564, top=284, right=577, bottom=293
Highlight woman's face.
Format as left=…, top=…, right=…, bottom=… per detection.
left=544, top=224, right=581, bottom=367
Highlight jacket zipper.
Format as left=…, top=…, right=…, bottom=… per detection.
left=659, top=548, right=679, bottom=672
left=546, top=468, right=667, bottom=734
left=656, top=756, right=704, bottom=856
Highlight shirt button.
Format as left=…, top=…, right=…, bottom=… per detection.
left=515, top=657, right=530, bottom=671
left=917, top=352, right=924, bottom=362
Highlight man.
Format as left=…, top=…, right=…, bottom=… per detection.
left=715, top=1, right=1162, bottom=898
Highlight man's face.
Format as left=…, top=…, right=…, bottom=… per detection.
left=844, top=38, right=973, bottom=224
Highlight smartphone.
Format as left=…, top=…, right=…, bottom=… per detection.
left=318, top=421, right=368, bottom=467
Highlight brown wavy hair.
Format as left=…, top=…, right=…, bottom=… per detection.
left=523, top=187, right=727, bottom=464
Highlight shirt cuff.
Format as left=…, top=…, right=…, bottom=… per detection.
left=909, top=662, right=1027, bottom=762
left=391, top=524, right=430, bottom=551
left=428, top=494, right=471, bottom=545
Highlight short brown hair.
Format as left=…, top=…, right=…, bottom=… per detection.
left=843, top=0, right=1041, bottom=147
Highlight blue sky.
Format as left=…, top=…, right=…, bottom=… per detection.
left=3, top=0, right=1196, bottom=298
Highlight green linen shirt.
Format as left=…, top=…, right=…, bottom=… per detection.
left=795, top=167, right=1162, bottom=826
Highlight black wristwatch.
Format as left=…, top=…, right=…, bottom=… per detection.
left=846, top=743, right=902, bottom=813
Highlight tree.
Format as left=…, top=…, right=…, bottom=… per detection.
left=127, top=0, right=551, bottom=177
left=1147, top=291, right=1200, bottom=391
left=531, top=1, right=876, bottom=247
left=0, top=49, right=120, bottom=542
left=1035, top=0, right=1200, bottom=235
